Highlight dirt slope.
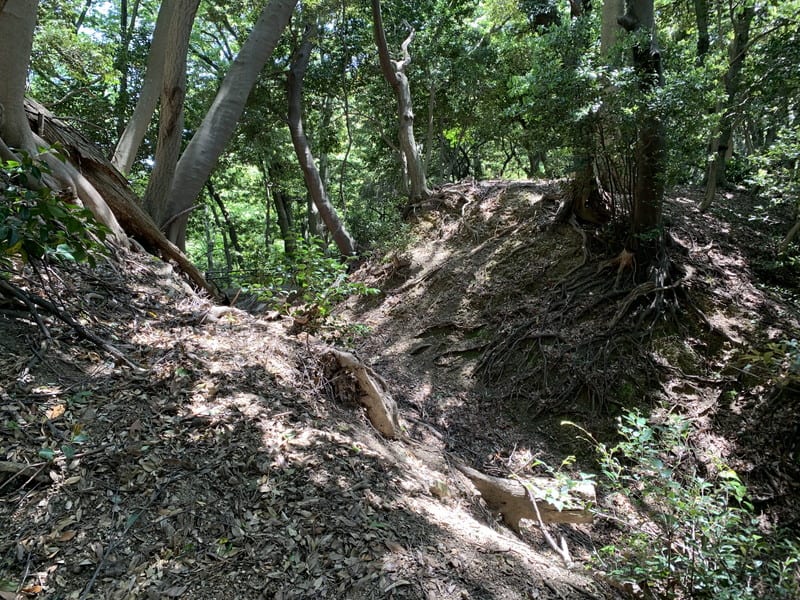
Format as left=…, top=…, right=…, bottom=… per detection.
left=0, top=230, right=613, bottom=597
left=2, top=179, right=798, bottom=599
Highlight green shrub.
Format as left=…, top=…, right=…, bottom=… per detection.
left=235, top=236, right=378, bottom=321
left=0, top=151, right=108, bottom=271
left=569, top=412, right=800, bottom=599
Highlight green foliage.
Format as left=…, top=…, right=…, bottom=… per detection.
left=527, top=455, right=596, bottom=512
left=235, top=237, right=378, bottom=320
left=569, top=413, right=800, bottom=599
left=739, top=338, right=800, bottom=387
left=0, top=152, right=109, bottom=272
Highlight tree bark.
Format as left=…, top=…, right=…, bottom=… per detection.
left=206, top=179, right=243, bottom=266
left=693, top=0, right=710, bottom=63
left=371, top=0, right=430, bottom=202
left=164, top=0, right=298, bottom=250
left=0, top=0, right=127, bottom=245
left=287, top=31, right=356, bottom=258
left=273, top=188, right=296, bottom=258
left=112, top=0, right=176, bottom=175
left=142, top=0, right=199, bottom=227
left=700, top=4, right=754, bottom=211
left=25, top=99, right=218, bottom=299
left=618, top=0, right=665, bottom=238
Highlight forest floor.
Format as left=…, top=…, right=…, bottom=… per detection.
left=1, top=181, right=798, bottom=599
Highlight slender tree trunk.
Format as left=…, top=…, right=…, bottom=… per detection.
left=287, top=32, right=356, bottom=258
left=693, top=0, right=710, bottom=63
left=700, top=5, right=754, bottom=211
left=74, top=0, right=92, bottom=31
left=113, top=0, right=142, bottom=137
left=141, top=0, right=199, bottom=227
left=371, top=0, right=430, bottom=202
left=203, top=203, right=215, bottom=273
left=208, top=199, right=232, bottom=272
left=112, top=0, right=175, bottom=174
left=273, top=188, right=296, bottom=258
left=164, top=0, right=298, bottom=250
left=206, top=179, right=243, bottom=266
left=0, top=0, right=127, bottom=244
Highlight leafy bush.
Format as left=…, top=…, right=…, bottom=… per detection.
left=570, top=412, right=800, bottom=599
left=0, top=151, right=108, bottom=271
left=234, top=236, right=377, bottom=321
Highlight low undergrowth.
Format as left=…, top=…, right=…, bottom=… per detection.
left=570, top=413, right=800, bottom=599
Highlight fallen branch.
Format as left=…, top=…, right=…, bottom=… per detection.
left=523, top=480, right=573, bottom=567
left=0, top=278, right=144, bottom=372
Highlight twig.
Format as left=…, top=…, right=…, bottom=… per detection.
left=523, top=482, right=573, bottom=568
left=0, top=278, right=144, bottom=372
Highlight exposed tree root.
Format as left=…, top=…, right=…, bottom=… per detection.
left=479, top=232, right=684, bottom=415
left=322, top=348, right=401, bottom=438
left=453, top=462, right=595, bottom=531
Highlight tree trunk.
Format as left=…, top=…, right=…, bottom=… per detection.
left=700, top=5, right=753, bottom=211
left=371, top=0, right=430, bottom=202
left=142, top=0, right=199, bottom=227
left=273, top=188, right=296, bottom=258
left=112, top=0, right=175, bottom=175
left=287, top=32, right=356, bottom=258
left=208, top=198, right=232, bottom=272
left=618, top=0, right=665, bottom=238
left=601, top=0, right=624, bottom=56
left=0, top=0, right=127, bottom=244
left=693, top=0, right=710, bottom=63
left=25, top=99, right=218, bottom=299
left=164, top=0, right=298, bottom=250
left=206, top=179, right=243, bottom=266
left=113, top=0, right=141, bottom=137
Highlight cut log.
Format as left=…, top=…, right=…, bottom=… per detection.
left=454, top=463, right=594, bottom=531
left=23, top=98, right=219, bottom=300
left=326, top=348, right=401, bottom=439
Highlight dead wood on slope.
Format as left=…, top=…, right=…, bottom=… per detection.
left=24, top=98, right=219, bottom=300
left=323, top=348, right=402, bottom=438
left=454, top=463, right=595, bottom=532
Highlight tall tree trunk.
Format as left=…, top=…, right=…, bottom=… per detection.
left=700, top=5, right=754, bottom=211
left=141, top=0, right=199, bottom=227
left=287, top=32, right=356, bottom=258
left=371, top=0, right=430, bottom=202
left=693, top=0, right=710, bottom=63
left=112, top=0, right=175, bottom=175
left=618, top=0, right=665, bottom=238
left=208, top=198, right=232, bottom=272
left=601, top=0, right=624, bottom=56
left=206, top=179, right=243, bottom=266
left=164, top=0, right=298, bottom=250
left=0, top=0, right=127, bottom=244
left=113, top=0, right=142, bottom=137
left=273, top=188, right=296, bottom=258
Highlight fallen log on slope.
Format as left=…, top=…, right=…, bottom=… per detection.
left=454, top=463, right=595, bottom=532
left=24, top=98, right=219, bottom=300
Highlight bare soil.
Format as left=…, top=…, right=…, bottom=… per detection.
left=1, top=180, right=798, bottom=599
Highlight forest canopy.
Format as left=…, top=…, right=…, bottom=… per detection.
left=0, top=0, right=794, bottom=277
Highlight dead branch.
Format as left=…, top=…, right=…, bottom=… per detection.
left=0, top=278, right=143, bottom=372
